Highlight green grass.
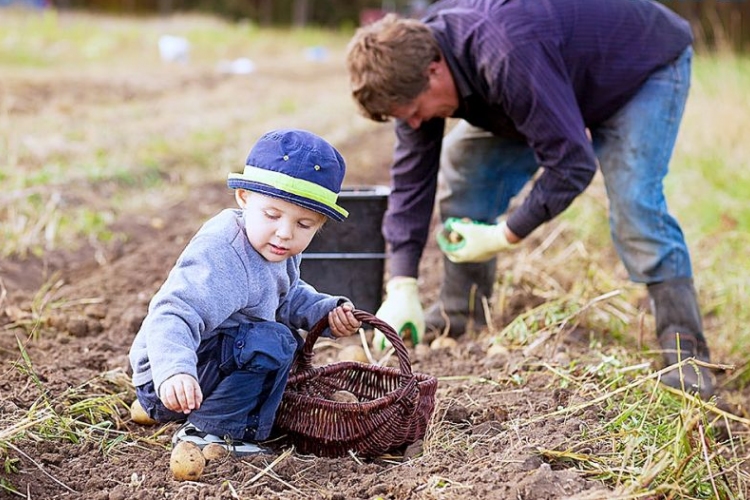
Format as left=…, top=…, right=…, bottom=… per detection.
left=558, top=52, right=750, bottom=372
left=491, top=55, right=750, bottom=491
left=534, top=362, right=749, bottom=498
left=672, top=55, right=750, bottom=238
left=0, top=10, right=351, bottom=68
left=485, top=270, right=750, bottom=496
left=0, top=335, right=153, bottom=496
left=668, top=56, right=750, bottom=272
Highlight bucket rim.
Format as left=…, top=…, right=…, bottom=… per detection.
left=338, top=185, right=390, bottom=198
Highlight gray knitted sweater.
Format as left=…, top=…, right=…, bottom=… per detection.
left=129, top=209, right=344, bottom=392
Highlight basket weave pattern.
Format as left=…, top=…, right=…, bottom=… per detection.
left=274, top=310, right=438, bottom=458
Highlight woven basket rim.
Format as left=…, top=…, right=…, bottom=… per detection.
left=292, top=309, right=415, bottom=383
left=276, top=309, right=439, bottom=458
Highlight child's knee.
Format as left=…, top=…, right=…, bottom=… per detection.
left=232, top=321, right=298, bottom=372
left=135, top=382, right=185, bottom=423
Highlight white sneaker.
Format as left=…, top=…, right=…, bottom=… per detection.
left=172, top=422, right=268, bottom=457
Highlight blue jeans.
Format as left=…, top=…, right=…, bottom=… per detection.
left=438, top=47, right=693, bottom=285
left=135, top=321, right=302, bottom=441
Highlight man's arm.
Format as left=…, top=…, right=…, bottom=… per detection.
left=492, top=42, right=599, bottom=239
left=384, top=117, right=445, bottom=277
left=373, top=117, right=445, bottom=349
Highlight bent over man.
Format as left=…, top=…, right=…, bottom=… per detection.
left=346, top=0, right=713, bottom=397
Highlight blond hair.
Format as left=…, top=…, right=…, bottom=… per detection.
left=346, top=14, right=441, bottom=122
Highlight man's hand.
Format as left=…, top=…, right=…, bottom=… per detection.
left=437, top=218, right=516, bottom=263
left=328, top=302, right=362, bottom=337
left=373, top=277, right=424, bottom=350
left=159, top=374, right=203, bottom=414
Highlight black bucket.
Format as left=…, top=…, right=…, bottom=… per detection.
left=300, top=186, right=390, bottom=314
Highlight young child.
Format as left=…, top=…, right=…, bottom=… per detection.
left=128, top=129, right=362, bottom=455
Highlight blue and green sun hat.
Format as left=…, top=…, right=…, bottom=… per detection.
left=227, top=129, right=349, bottom=221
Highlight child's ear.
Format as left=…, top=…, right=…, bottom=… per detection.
left=235, top=189, right=250, bottom=208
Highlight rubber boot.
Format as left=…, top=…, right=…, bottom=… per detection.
left=648, top=277, right=714, bottom=399
left=424, top=256, right=496, bottom=339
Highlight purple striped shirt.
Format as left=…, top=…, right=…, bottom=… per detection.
left=385, top=0, right=692, bottom=278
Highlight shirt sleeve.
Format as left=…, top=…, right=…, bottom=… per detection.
left=383, top=117, right=445, bottom=278
left=492, top=41, right=598, bottom=238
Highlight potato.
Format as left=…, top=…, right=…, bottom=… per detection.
left=130, top=399, right=157, bottom=426
left=202, top=443, right=228, bottom=461
left=170, top=441, right=205, bottom=481
left=414, top=343, right=432, bottom=358
left=330, top=390, right=359, bottom=403
left=337, top=344, right=369, bottom=363
left=440, top=226, right=463, bottom=244
left=487, top=344, right=509, bottom=357
left=430, top=337, right=458, bottom=350
left=447, top=231, right=463, bottom=244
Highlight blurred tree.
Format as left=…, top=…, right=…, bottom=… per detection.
left=40, top=0, right=750, bottom=51
left=51, top=0, right=419, bottom=26
left=293, top=0, right=309, bottom=26
left=258, top=0, right=272, bottom=25
left=662, top=0, right=750, bottom=52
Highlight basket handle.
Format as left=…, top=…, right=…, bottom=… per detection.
left=294, top=309, right=413, bottom=378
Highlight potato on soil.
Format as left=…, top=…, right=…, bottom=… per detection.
left=430, top=337, right=458, bottom=350
left=170, top=441, right=206, bottom=481
left=337, top=344, right=369, bottom=363
left=486, top=344, right=509, bottom=357
left=130, top=399, right=157, bottom=425
left=202, top=442, right=229, bottom=461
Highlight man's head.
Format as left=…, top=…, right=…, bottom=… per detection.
left=346, top=13, right=450, bottom=124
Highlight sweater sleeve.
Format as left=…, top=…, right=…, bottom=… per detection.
left=136, top=230, right=250, bottom=392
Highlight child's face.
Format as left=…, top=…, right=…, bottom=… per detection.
left=235, top=189, right=326, bottom=262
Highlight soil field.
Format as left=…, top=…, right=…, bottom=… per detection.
left=1, top=11, right=749, bottom=500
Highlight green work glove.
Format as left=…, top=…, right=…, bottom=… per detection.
left=437, top=217, right=513, bottom=263
left=373, top=277, right=424, bottom=351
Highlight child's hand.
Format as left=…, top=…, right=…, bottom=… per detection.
left=159, top=374, right=203, bottom=414
left=328, top=303, right=361, bottom=338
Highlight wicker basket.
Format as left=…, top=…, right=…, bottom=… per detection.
left=274, top=309, right=438, bottom=458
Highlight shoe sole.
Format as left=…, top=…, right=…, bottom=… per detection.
left=173, top=424, right=268, bottom=456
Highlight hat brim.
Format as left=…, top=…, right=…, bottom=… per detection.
left=228, top=178, right=346, bottom=222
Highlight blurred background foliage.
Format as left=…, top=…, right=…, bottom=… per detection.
left=2, top=0, right=750, bottom=52
left=9, top=0, right=429, bottom=28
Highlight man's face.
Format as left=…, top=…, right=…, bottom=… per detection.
left=390, top=59, right=458, bottom=129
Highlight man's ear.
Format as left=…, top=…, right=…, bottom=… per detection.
left=426, top=60, right=440, bottom=81
left=235, top=189, right=250, bottom=208
left=430, top=55, right=451, bottom=80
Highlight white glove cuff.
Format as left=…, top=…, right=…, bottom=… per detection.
left=386, top=276, right=418, bottom=293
